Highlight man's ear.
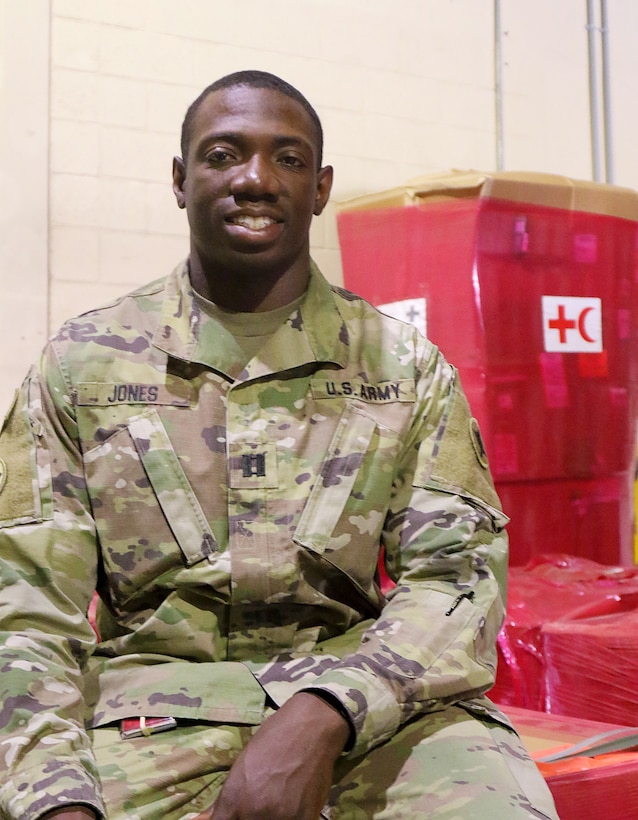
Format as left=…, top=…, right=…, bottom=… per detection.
left=172, top=156, right=186, bottom=209
left=313, top=165, right=334, bottom=216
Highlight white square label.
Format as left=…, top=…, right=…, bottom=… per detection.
left=377, top=298, right=427, bottom=338
left=542, top=295, right=603, bottom=353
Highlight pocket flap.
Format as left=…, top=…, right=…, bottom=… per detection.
left=294, top=405, right=377, bottom=554
left=128, top=410, right=217, bottom=564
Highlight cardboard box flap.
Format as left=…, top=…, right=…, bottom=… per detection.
left=337, top=169, right=488, bottom=211
left=337, top=169, right=638, bottom=221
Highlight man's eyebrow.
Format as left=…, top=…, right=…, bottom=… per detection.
left=198, top=131, right=314, bottom=152
left=197, top=131, right=243, bottom=148
left=270, top=134, right=314, bottom=152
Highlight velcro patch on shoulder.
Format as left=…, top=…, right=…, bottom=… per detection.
left=416, top=386, right=502, bottom=512
left=0, top=391, right=38, bottom=523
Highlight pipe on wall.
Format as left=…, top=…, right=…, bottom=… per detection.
left=586, top=0, right=602, bottom=182
left=600, top=0, right=614, bottom=183
left=587, top=0, right=614, bottom=184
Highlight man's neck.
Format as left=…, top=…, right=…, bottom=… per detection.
left=188, top=258, right=311, bottom=313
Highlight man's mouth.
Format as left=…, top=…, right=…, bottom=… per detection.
left=229, top=215, right=278, bottom=230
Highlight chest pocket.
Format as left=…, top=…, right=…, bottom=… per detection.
left=83, top=408, right=216, bottom=604
left=293, top=402, right=392, bottom=593
left=127, top=411, right=217, bottom=562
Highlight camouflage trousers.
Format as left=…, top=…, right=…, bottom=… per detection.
left=90, top=704, right=559, bottom=819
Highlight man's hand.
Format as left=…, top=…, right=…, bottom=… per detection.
left=195, top=691, right=351, bottom=820
left=41, top=808, right=97, bottom=819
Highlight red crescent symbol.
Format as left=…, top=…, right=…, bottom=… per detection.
left=578, top=306, right=596, bottom=342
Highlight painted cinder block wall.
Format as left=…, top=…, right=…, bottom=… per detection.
left=1, top=0, right=635, bottom=414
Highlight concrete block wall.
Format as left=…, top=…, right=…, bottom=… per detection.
left=2, top=0, right=638, bottom=414
left=0, top=0, right=50, bottom=412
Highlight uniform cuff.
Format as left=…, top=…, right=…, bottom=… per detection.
left=299, top=687, right=356, bottom=752
left=302, top=666, right=402, bottom=758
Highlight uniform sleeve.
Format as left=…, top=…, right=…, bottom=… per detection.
left=0, top=346, right=105, bottom=819
left=304, top=348, right=509, bottom=758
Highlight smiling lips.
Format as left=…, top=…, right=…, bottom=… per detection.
left=229, top=214, right=279, bottom=230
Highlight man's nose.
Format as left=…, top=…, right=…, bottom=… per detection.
left=230, top=153, right=280, bottom=199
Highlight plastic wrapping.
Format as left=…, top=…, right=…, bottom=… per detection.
left=505, top=706, right=638, bottom=820
left=543, top=594, right=638, bottom=725
left=543, top=758, right=638, bottom=820
left=492, top=554, right=638, bottom=726
left=336, top=171, right=638, bottom=565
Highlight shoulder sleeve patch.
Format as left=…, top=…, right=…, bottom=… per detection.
left=0, top=457, right=7, bottom=494
left=414, top=383, right=502, bottom=513
left=469, top=417, right=490, bottom=469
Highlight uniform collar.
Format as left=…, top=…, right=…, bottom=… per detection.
left=153, top=260, right=349, bottom=379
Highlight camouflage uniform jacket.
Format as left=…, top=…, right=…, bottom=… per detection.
left=0, top=261, right=508, bottom=819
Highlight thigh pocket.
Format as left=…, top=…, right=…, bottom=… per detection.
left=460, top=700, right=559, bottom=819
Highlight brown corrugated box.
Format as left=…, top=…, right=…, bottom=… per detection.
left=337, top=169, right=638, bottom=221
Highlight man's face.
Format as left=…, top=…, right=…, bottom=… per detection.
left=173, top=85, right=333, bottom=290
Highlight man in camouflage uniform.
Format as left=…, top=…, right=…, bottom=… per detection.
left=0, top=71, right=558, bottom=819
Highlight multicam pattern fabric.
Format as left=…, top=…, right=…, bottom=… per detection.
left=86, top=705, right=558, bottom=820
left=0, top=261, right=552, bottom=818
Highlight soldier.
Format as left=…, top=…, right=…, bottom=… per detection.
left=0, top=71, right=558, bottom=819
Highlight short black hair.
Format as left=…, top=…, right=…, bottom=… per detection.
left=180, top=70, right=324, bottom=169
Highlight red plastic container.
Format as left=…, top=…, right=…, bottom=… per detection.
left=337, top=171, right=638, bottom=565
left=492, top=553, right=638, bottom=718
left=504, top=705, right=638, bottom=820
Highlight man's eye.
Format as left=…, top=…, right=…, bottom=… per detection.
left=280, top=155, right=304, bottom=168
left=206, top=150, right=233, bottom=164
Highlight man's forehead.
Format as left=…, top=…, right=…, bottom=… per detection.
left=191, top=85, right=319, bottom=150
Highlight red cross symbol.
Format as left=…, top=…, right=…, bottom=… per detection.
left=548, top=304, right=576, bottom=343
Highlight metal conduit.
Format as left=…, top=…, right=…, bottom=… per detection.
left=587, top=0, right=613, bottom=183
left=600, top=0, right=614, bottom=183
left=587, top=0, right=602, bottom=181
